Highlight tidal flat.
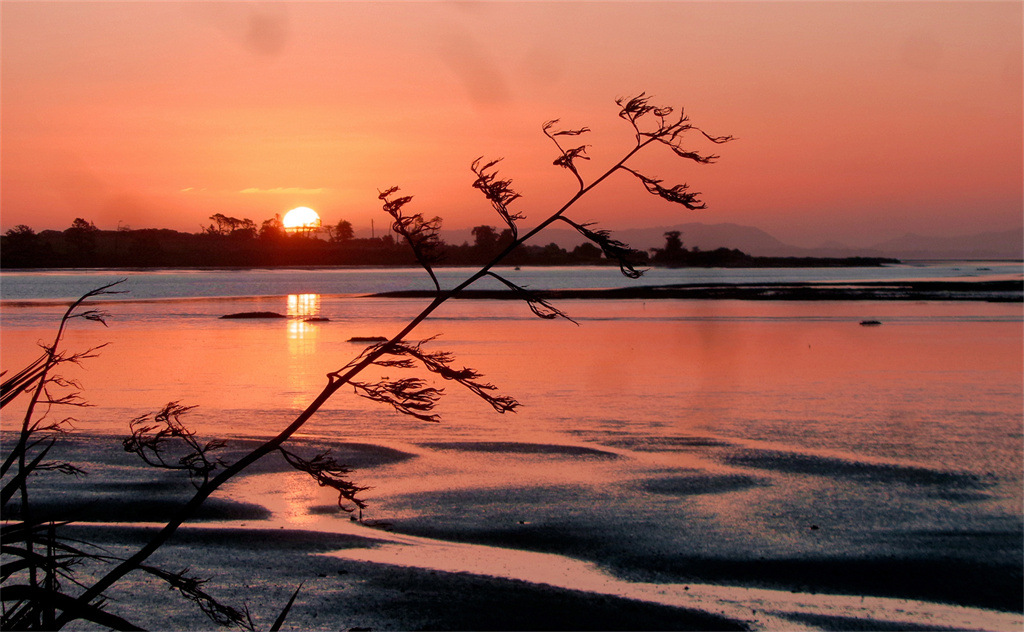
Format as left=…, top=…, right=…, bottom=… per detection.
left=6, top=421, right=1022, bottom=631
left=2, top=269, right=1022, bottom=630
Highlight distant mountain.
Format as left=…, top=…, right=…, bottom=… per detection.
left=441, top=223, right=1023, bottom=261
left=866, top=228, right=1024, bottom=260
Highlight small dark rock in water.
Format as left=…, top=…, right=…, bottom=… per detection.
left=348, top=336, right=387, bottom=342
left=859, top=320, right=882, bottom=326
left=304, top=317, right=330, bottom=322
left=220, top=312, right=287, bottom=319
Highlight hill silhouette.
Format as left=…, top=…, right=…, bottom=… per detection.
left=481, top=223, right=1024, bottom=260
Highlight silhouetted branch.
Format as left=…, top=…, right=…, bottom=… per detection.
left=617, top=167, right=707, bottom=209
left=1, top=355, right=48, bottom=410
left=612, top=93, right=731, bottom=207
left=616, top=92, right=731, bottom=143
left=278, top=449, right=369, bottom=511
left=123, top=403, right=226, bottom=489
left=343, top=336, right=521, bottom=417
left=486, top=271, right=579, bottom=324
left=351, top=377, right=444, bottom=422
left=138, top=566, right=253, bottom=630
left=557, top=218, right=647, bottom=279
left=379, top=187, right=443, bottom=292
left=70, top=309, right=113, bottom=327
left=29, top=461, right=85, bottom=477
left=1, top=585, right=142, bottom=631
left=1, top=281, right=126, bottom=630
left=1, top=441, right=68, bottom=507
left=270, top=584, right=303, bottom=632
left=389, top=339, right=521, bottom=414
left=471, top=158, right=525, bottom=239
left=543, top=119, right=591, bottom=187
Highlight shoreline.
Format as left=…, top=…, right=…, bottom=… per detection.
left=373, top=279, right=1024, bottom=302
left=61, top=520, right=1024, bottom=632
left=2, top=279, right=1020, bottom=308
left=7, top=433, right=1021, bottom=626
left=59, top=523, right=749, bottom=631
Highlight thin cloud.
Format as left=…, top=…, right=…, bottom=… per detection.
left=240, top=187, right=326, bottom=194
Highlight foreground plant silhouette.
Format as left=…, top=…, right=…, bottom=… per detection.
left=1, top=94, right=730, bottom=629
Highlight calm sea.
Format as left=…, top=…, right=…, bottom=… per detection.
left=1, top=264, right=1021, bottom=614
left=1, top=263, right=1020, bottom=464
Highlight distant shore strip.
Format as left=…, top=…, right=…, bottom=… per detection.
left=373, top=280, right=1023, bottom=302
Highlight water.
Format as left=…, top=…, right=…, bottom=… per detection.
left=2, top=266, right=1022, bottom=621
left=2, top=266, right=1020, bottom=508
left=1, top=261, right=1021, bottom=301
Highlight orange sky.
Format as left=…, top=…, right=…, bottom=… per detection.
left=2, top=1, right=1021, bottom=247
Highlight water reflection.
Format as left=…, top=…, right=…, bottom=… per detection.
left=285, top=294, right=323, bottom=409
left=287, top=293, right=321, bottom=340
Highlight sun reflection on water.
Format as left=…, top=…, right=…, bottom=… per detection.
left=287, top=293, right=321, bottom=340
left=284, top=294, right=328, bottom=409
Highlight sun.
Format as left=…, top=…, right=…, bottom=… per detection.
left=282, top=206, right=321, bottom=232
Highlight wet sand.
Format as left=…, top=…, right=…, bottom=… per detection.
left=64, top=524, right=748, bottom=631
left=7, top=433, right=1022, bottom=631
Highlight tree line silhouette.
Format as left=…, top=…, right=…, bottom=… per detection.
left=1, top=217, right=896, bottom=269
left=0, top=216, right=608, bottom=268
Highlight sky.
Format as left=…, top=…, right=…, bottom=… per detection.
left=2, top=1, right=1021, bottom=248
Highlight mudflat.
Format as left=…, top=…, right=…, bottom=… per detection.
left=8, top=434, right=1022, bottom=631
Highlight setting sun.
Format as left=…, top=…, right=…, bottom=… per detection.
left=282, top=207, right=321, bottom=232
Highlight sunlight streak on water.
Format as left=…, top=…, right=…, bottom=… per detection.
left=284, top=294, right=325, bottom=408
left=286, top=293, right=320, bottom=341
left=286, top=293, right=320, bottom=319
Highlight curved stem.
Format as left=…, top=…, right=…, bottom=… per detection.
left=13, top=281, right=121, bottom=608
